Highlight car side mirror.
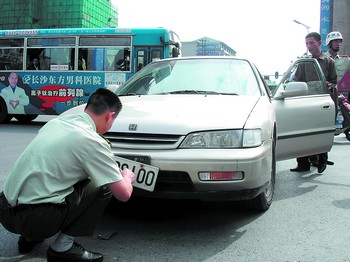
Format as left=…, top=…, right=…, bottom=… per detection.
left=274, top=82, right=308, bottom=100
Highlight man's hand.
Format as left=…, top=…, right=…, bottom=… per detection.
left=121, top=168, right=136, bottom=184
left=326, top=81, right=336, bottom=90
left=108, top=168, right=135, bottom=202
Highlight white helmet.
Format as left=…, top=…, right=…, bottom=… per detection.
left=326, top=31, right=343, bottom=46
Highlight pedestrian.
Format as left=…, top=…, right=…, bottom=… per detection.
left=325, top=31, right=350, bottom=82
left=0, top=88, right=136, bottom=262
left=290, top=32, right=337, bottom=174
left=325, top=31, right=350, bottom=100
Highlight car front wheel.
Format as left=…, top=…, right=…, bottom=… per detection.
left=247, top=135, right=276, bottom=212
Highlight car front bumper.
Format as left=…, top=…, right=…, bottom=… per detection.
left=114, top=139, right=273, bottom=201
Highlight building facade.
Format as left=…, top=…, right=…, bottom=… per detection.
left=0, top=0, right=118, bottom=29
left=182, top=37, right=236, bottom=57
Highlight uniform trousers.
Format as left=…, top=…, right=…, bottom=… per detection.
left=0, top=179, right=112, bottom=241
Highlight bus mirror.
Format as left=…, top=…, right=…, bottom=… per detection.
left=172, top=47, right=179, bottom=57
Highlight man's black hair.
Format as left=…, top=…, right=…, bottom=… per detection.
left=85, top=88, right=122, bottom=115
left=305, top=32, right=321, bottom=42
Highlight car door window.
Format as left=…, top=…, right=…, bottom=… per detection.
left=282, top=60, right=328, bottom=96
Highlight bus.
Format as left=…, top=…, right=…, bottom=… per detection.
left=0, top=27, right=181, bottom=123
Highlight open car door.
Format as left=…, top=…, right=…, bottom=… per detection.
left=272, top=58, right=335, bottom=161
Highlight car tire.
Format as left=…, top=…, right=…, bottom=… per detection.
left=247, top=134, right=276, bottom=212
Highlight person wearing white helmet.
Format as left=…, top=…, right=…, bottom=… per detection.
left=325, top=31, right=343, bottom=57
left=325, top=31, right=350, bottom=83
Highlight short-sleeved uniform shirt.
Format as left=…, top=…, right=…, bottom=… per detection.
left=325, top=51, right=350, bottom=82
left=2, top=112, right=123, bottom=207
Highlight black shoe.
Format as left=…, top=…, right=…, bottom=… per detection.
left=309, top=156, right=319, bottom=167
left=318, top=164, right=327, bottom=173
left=47, top=242, right=103, bottom=262
left=18, top=235, right=43, bottom=254
left=290, top=166, right=310, bottom=172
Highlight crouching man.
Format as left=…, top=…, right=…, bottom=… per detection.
left=0, top=88, right=135, bottom=262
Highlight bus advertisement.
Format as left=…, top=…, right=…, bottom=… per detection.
left=0, top=27, right=181, bottom=123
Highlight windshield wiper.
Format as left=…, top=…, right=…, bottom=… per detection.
left=220, top=92, right=239, bottom=95
left=160, top=90, right=218, bottom=94
left=159, top=90, right=239, bottom=95
left=119, top=93, right=139, bottom=96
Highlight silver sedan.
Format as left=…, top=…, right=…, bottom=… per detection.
left=65, top=57, right=335, bottom=211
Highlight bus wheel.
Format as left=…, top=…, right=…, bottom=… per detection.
left=14, top=114, right=38, bottom=123
left=0, top=98, right=10, bottom=124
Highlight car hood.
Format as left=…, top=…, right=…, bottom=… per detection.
left=112, top=95, right=260, bottom=134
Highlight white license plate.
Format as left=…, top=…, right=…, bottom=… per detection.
left=114, top=156, right=159, bottom=192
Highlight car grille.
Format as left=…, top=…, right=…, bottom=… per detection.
left=154, top=171, right=195, bottom=192
left=105, top=133, right=195, bottom=194
left=133, top=171, right=195, bottom=198
left=104, top=132, right=183, bottom=149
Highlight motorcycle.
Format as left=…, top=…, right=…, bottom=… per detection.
left=334, top=93, right=350, bottom=141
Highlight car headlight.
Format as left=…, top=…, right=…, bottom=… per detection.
left=242, top=129, right=263, bottom=147
left=179, top=129, right=262, bottom=148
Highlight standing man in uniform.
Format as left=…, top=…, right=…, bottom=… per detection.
left=325, top=31, right=350, bottom=82
left=325, top=31, right=350, bottom=100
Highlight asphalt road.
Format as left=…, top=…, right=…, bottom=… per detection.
left=0, top=118, right=349, bottom=262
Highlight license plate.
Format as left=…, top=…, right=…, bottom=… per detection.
left=114, top=156, right=159, bottom=192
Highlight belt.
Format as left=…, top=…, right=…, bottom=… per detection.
left=0, top=192, right=56, bottom=211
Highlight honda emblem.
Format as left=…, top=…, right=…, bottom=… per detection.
left=129, top=124, right=138, bottom=131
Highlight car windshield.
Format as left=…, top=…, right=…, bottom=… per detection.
left=118, top=58, right=262, bottom=96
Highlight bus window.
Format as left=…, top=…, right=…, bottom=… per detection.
left=27, top=37, right=75, bottom=70
left=49, top=48, right=73, bottom=70
left=79, top=36, right=131, bottom=71
left=151, top=49, right=162, bottom=62
left=0, top=39, right=24, bottom=70
left=2, top=52, right=23, bottom=70
left=78, top=47, right=130, bottom=71
left=114, top=49, right=130, bottom=71
left=137, top=50, right=146, bottom=71
left=28, top=48, right=74, bottom=70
